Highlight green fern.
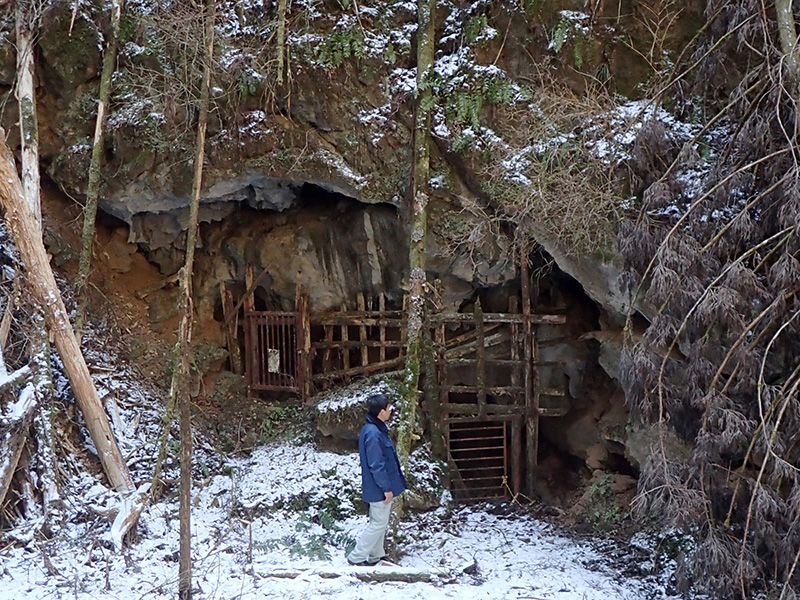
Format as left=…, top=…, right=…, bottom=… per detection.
left=551, top=16, right=570, bottom=53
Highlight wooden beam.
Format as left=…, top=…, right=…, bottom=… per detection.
left=430, top=312, right=565, bottom=324
left=311, top=355, right=404, bottom=382
left=311, top=316, right=407, bottom=327
left=441, top=385, right=524, bottom=395
left=312, top=339, right=406, bottom=349
left=442, top=403, right=529, bottom=415
left=444, top=331, right=509, bottom=359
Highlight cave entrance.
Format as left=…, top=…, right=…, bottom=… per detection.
left=433, top=292, right=569, bottom=501
left=235, top=260, right=570, bottom=500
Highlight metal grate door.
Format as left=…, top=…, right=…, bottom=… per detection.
left=447, top=419, right=508, bottom=501
left=244, top=311, right=301, bottom=392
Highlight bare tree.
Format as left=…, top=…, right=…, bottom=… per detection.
left=172, top=0, right=215, bottom=597
left=15, top=0, right=40, bottom=227
left=74, top=0, right=123, bottom=336
left=396, top=0, right=434, bottom=467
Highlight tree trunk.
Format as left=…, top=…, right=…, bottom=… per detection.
left=396, top=0, right=435, bottom=468
left=176, top=2, right=215, bottom=597
left=276, top=0, right=287, bottom=86
left=776, top=0, right=800, bottom=78
left=15, top=0, right=41, bottom=227
left=75, top=0, right=122, bottom=335
left=0, top=130, right=134, bottom=494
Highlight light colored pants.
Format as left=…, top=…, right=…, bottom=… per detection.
left=347, top=499, right=393, bottom=564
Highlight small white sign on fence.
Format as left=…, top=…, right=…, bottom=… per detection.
left=267, top=348, right=280, bottom=373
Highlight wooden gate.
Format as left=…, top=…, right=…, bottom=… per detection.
left=244, top=311, right=303, bottom=392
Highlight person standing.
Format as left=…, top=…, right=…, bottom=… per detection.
left=346, top=392, right=408, bottom=566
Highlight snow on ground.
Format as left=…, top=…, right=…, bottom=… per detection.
left=0, top=438, right=696, bottom=600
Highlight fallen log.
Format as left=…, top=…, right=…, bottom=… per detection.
left=0, top=382, right=38, bottom=506
left=256, top=564, right=451, bottom=583
left=110, top=483, right=151, bottom=550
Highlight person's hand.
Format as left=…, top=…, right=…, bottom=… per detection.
left=384, top=491, right=394, bottom=503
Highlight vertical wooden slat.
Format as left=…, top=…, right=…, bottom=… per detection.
left=475, top=299, right=486, bottom=417
left=244, top=264, right=255, bottom=312
left=340, top=302, right=350, bottom=377
left=221, top=282, right=243, bottom=375
left=379, top=293, right=387, bottom=362
left=260, top=315, right=272, bottom=385
left=322, top=325, right=334, bottom=385
left=508, top=295, right=522, bottom=496
left=521, top=254, right=537, bottom=498
left=399, top=294, right=409, bottom=356
left=244, top=265, right=256, bottom=386
left=297, top=294, right=311, bottom=400
left=244, top=313, right=252, bottom=387
left=357, top=293, right=368, bottom=367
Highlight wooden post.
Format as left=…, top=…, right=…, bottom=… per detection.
left=340, top=302, right=350, bottom=377
left=400, top=294, right=409, bottom=356
left=0, top=131, right=133, bottom=494
left=432, top=322, right=448, bottom=461
left=322, top=325, right=334, bottom=387
left=220, top=282, right=243, bottom=375
left=521, top=254, right=537, bottom=498
left=509, top=295, right=522, bottom=496
left=244, top=265, right=255, bottom=388
left=379, top=293, right=387, bottom=363
left=297, top=294, right=312, bottom=400
left=475, top=299, right=486, bottom=417
left=357, top=293, right=369, bottom=367
left=244, top=265, right=255, bottom=311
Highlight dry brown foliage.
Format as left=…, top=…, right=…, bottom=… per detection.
left=617, top=1, right=800, bottom=597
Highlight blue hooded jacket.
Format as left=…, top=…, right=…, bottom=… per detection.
left=358, top=414, right=408, bottom=503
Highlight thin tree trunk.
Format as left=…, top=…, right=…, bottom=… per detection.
left=396, top=0, right=435, bottom=468
left=0, top=130, right=134, bottom=494
left=75, top=0, right=123, bottom=335
left=776, top=0, right=800, bottom=77
left=15, top=0, right=41, bottom=227
left=29, top=309, right=60, bottom=514
left=276, top=0, right=287, bottom=86
left=176, top=2, right=215, bottom=598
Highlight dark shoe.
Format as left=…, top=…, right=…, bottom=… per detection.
left=347, top=559, right=370, bottom=567
left=366, top=556, right=386, bottom=566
